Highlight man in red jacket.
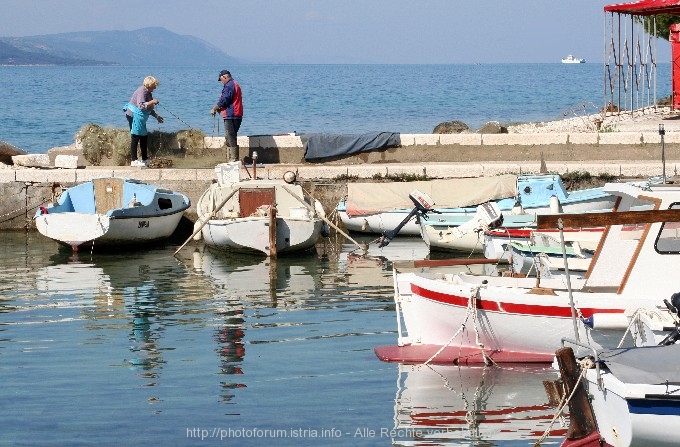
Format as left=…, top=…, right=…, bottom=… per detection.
left=211, top=70, right=243, bottom=162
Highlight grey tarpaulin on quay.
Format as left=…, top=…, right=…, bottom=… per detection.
left=301, top=132, right=401, bottom=160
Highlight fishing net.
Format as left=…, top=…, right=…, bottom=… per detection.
left=75, top=124, right=208, bottom=166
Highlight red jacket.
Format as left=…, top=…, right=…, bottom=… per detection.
left=217, top=79, right=243, bottom=119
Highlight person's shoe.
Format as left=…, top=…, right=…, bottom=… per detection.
left=130, top=160, right=146, bottom=167
left=141, top=159, right=149, bottom=167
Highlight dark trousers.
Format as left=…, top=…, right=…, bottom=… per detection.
left=223, top=118, right=242, bottom=148
left=127, top=114, right=148, bottom=161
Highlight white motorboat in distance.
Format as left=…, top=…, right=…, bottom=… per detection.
left=562, top=54, right=585, bottom=63
left=34, top=177, right=190, bottom=251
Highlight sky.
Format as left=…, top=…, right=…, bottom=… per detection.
left=1, top=0, right=672, bottom=64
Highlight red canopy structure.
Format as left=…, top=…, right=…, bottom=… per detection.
left=605, top=0, right=680, bottom=16
left=604, top=0, right=680, bottom=111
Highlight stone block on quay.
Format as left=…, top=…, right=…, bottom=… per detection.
left=76, top=169, right=116, bottom=182
left=598, top=132, right=643, bottom=145
left=12, top=154, right=50, bottom=168
left=480, top=134, right=513, bottom=146
left=426, top=163, right=484, bottom=178
left=159, top=169, right=199, bottom=181
left=413, top=135, right=440, bottom=146
left=111, top=168, right=161, bottom=181
left=662, top=132, right=680, bottom=144
left=204, top=137, right=224, bottom=149
left=398, top=134, right=416, bottom=146
left=480, top=162, right=530, bottom=175
left=304, top=165, right=357, bottom=179
left=0, top=170, right=16, bottom=183
left=196, top=169, right=217, bottom=181
left=568, top=133, right=599, bottom=145
left=483, top=134, right=568, bottom=146
left=273, top=135, right=303, bottom=148
left=383, top=165, right=428, bottom=177
left=54, top=155, right=79, bottom=169
left=15, top=168, right=56, bottom=182
left=439, top=134, right=482, bottom=146
left=237, top=136, right=250, bottom=148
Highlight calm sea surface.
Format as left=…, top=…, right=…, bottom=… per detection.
left=0, top=63, right=671, bottom=154
left=0, top=232, right=562, bottom=446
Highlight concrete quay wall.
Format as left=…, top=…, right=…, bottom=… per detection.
left=201, top=131, right=680, bottom=165
left=5, top=130, right=679, bottom=231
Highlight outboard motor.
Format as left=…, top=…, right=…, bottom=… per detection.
left=378, top=190, right=436, bottom=247
left=659, top=292, right=680, bottom=345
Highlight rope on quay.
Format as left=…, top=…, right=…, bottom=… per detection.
left=0, top=194, right=53, bottom=225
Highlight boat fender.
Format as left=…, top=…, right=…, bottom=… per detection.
left=549, top=195, right=562, bottom=214
left=38, top=206, right=49, bottom=215
left=193, top=220, right=203, bottom=241
left=582, top=313, right=628, bottom=330
left=314, top=200, right=326, bottom=219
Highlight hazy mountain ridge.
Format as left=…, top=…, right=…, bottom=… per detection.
left=0, top=27, right=237, bottom=66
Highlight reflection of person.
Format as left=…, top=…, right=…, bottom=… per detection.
left=124, top=76, right=163, bottom=167
left=211, top=70, right=243, bottom=162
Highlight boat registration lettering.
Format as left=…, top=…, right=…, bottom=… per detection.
left=138, top=220, right=149, bottom=228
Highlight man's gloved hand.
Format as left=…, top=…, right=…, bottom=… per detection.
left=210, top=106, right=219, bottom=116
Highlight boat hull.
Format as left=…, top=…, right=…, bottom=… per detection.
left=393, top=272, right=637, bottom=360
left=202, top=216, right=323, bottom=256
left=35, top=211, right=185, bottom=249
left=585, top=362, right=680, bottom=446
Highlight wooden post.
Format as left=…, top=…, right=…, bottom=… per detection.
left=268, top=206, right=277, bottom=258
left=555, top=347, right=598, bottom=440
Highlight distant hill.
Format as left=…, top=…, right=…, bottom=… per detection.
left=0, top=27, right=238, bottom=66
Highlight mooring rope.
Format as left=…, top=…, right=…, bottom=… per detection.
left=533, top=357, right=594, bottom=447
left=0, top=194, right=53, bottom=224
left=423, top=284, right=490, bottom=365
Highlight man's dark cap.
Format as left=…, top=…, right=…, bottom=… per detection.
left=218, top=70, right=231, bottom=80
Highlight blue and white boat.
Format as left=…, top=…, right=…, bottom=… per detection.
left=34, top=177, right=190, bottom=251
left=337, top=174, right=615, bottom=252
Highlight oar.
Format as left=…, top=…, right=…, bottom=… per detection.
left=283, top=185, right=363, bottom=251
left=173, top=188, right=238, bottom=256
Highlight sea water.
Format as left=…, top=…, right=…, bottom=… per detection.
left=0, top=232, right=562, bottom=446
left=0, top=63, right=671, bottom=154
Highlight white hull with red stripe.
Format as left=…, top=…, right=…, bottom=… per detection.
left=378, top=182, right=680, bottom=363
left=395, top=271, right=641, bottom=356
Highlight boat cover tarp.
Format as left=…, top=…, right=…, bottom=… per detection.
left=345, top=174, right=518, bottom=216
left=604, top=0, right=680, bottom=16
left=301, top=132, right=401, bottom=161
left=599, top=344, right=680, bottom=384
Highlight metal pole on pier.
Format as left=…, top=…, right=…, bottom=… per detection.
left=660, top=123, right=666, bottom=183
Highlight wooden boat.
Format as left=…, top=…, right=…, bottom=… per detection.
left=338, top=174, right=615, bottom=237
left=195, top=164, right=327, bottom=257
left=483, top=226, right=604, bottom=262
left=508, top=240, right=592, bottom=275
left=34, top=177, right=190, bottom=251
left=374, top=182, right=680, bottom=364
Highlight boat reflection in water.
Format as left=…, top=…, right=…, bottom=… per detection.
left=392, top=363, right=563, bottom=446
